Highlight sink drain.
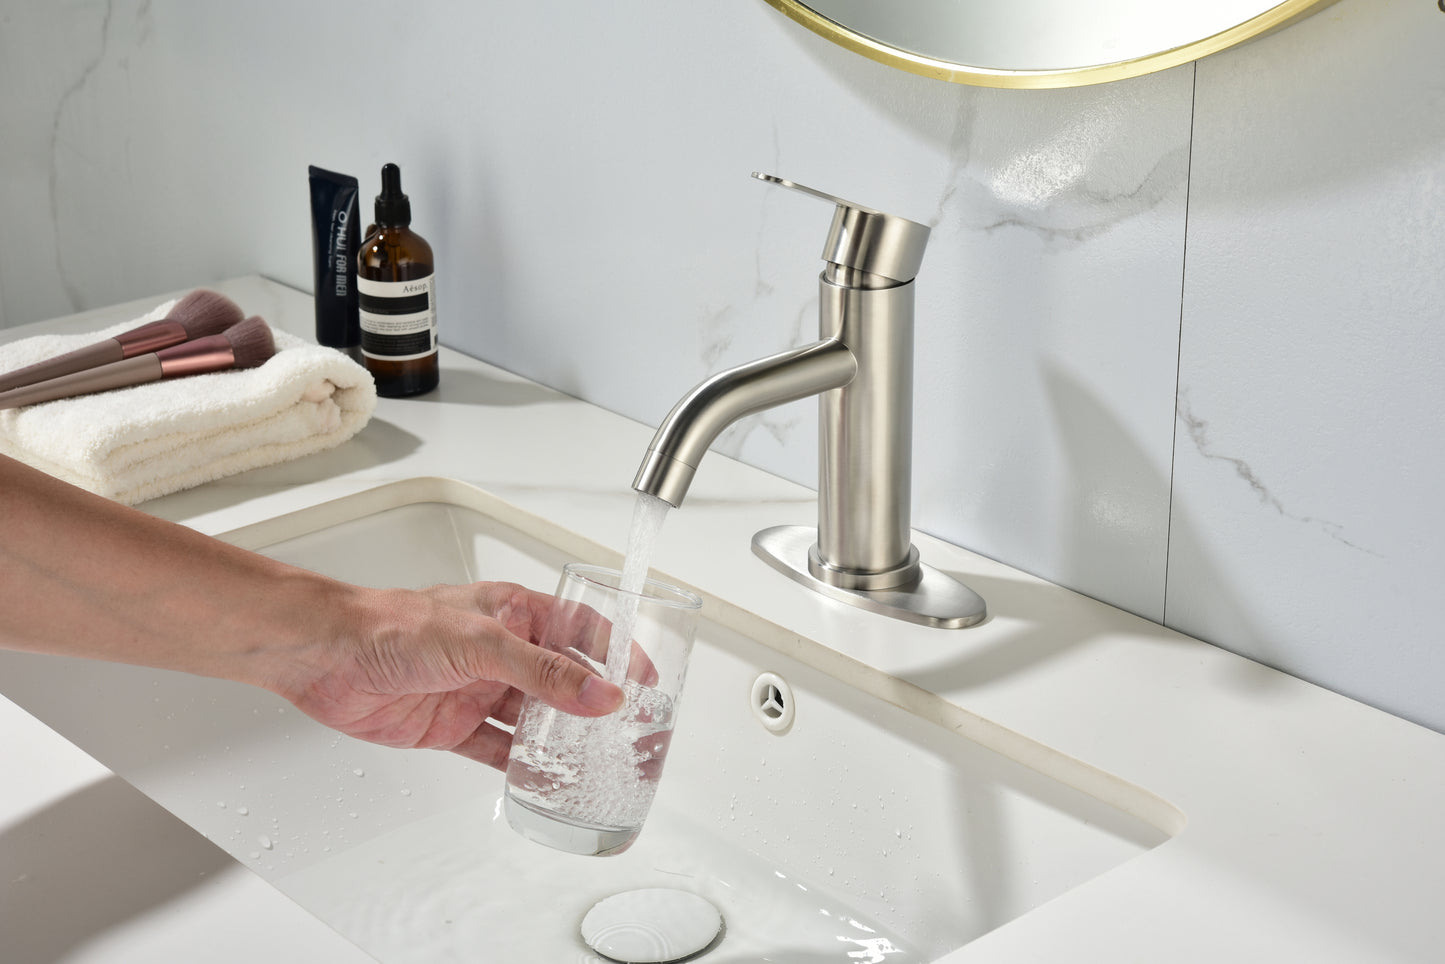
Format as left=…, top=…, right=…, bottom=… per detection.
left=750, top=672, right=795, bottom=733
left=581, top=888, right=723, bottom=963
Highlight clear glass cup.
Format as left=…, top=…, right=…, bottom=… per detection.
left=504, top=563, right=702, bottom=856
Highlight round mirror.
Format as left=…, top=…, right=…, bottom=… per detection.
left=763, top=0, right=1339, bottom=88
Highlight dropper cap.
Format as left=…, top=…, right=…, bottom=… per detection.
left=374, top=163, right=411, bottom=227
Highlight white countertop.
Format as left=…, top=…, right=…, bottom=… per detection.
left=4, top=276, right=1443, bottom=962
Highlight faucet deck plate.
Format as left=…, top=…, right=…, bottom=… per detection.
left=753, top=524, right=988, bottom=629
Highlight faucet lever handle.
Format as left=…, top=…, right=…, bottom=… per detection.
left=752, top=172, right=930, bottom=285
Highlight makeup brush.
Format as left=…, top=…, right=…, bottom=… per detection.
left=0, top=316, right=276, bottom=410
left=0, top=289, right=245, bottom=392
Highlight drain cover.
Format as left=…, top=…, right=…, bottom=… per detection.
left=581, top=888, right=723, bottom=963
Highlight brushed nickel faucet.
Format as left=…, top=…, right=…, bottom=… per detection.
left=633, top=173, right=985, bottom=629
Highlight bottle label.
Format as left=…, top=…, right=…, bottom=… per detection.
left=358, top=275, right=437, bottom=361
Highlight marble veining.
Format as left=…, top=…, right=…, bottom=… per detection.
left=976, top=140, right=1190, bottom=245
left=1174, top=389, right=1379, bottom=557
left=931, top=80, right=1193, bottom=248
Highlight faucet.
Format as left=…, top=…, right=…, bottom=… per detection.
left=632, top=173, right=985, bottom=629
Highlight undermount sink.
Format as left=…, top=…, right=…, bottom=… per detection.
left=0, top=478, right=1180, bottom=962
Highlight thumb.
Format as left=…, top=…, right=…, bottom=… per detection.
left=483, top=628, right=625, bottom=717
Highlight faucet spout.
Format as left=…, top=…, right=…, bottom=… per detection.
left=632, top=338, right=856, bottom=507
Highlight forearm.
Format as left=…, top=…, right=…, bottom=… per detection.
left=0, top=454, right=359, bottom=686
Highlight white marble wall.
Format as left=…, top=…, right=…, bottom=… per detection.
left=1170, top=0, right=1445, bottom=730
left=0, top=0, right=1440, bottom=732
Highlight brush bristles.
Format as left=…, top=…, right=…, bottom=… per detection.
left=222, top=317, right=276, bottom=369
left=167, top=289, right=245, bottom=339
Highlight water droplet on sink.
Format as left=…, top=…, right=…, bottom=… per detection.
left=217, top=801, right=226, bottom=809
left=353, top=768, right=365, bottom=777
left=258, top=835, right=273, bottom=850
left=237, top=806, right=249, bottom=816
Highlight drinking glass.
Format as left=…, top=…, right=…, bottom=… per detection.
left=504, top=563, right=702, bottom=856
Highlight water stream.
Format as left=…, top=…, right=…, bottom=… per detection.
left=603, top=492, right=672, bottom=685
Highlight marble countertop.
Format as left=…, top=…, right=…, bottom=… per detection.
left=3, top=276, right=1442, bottom=962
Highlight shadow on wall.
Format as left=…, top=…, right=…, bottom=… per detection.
left=0, top=776, right=233, bottom=961
left=907, top=362, right=1286, bottom=702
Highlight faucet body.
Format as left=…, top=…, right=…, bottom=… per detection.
left=633, top=174, right=985, bottom=628
left=814, top=269, right=917, bottom=586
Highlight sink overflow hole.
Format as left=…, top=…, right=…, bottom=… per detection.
left=750, top=672, right=795, bottom=733
left=761, top=685, right=786, bottom=719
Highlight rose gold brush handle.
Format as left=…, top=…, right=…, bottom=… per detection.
left=0, top=355, right=163, bottom=409
left=0, top=321, right=194, bottom=393
left=0, top=339, right=126, bottom=393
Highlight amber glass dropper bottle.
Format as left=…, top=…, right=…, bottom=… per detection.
left=357, top=163, right=439, bottom=396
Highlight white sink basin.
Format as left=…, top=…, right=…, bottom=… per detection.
left=0, top=479, right=1180, bottom=962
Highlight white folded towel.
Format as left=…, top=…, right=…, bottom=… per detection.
left=0, top=299, right=378, bottom=504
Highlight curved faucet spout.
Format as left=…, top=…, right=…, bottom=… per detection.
left=632, top=338, right=857, bottom=507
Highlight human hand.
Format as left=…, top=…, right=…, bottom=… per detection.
left=265, top=581, right=627, bottom=770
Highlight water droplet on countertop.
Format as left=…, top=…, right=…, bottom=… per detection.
left=352, top=768, right=365, bottom=777
left=258, top=835, right=273, bottom=850
left=400, top=788, right=411, bottom=796
left=237, top=806, right=249, bottom=816
left=217, top=801, right=226, bottom=809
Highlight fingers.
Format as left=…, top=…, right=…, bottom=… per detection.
left=626, top=639, right=660, bottom=687
left=544, top=601, right=661, bottom=686
left=451, top=720, right=517, bottom=771
left=489, top=687, right=526, bottom=727
left=469, top=581, right=661, bottom=687
left=474, top=630, right=625, bottom=718
left=469, top=581, right=555, bottom=643
left=414, top=583, right=623, bottom=718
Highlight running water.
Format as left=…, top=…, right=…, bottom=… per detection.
left=504, top=492, right=677, bottom=844
left=603, top=492, right=672, bottom=684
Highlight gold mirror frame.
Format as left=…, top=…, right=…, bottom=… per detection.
left=762, top=0, right=1338, bottom=89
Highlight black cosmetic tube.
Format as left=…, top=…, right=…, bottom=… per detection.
left=308, top=166, right=361, bottom=357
